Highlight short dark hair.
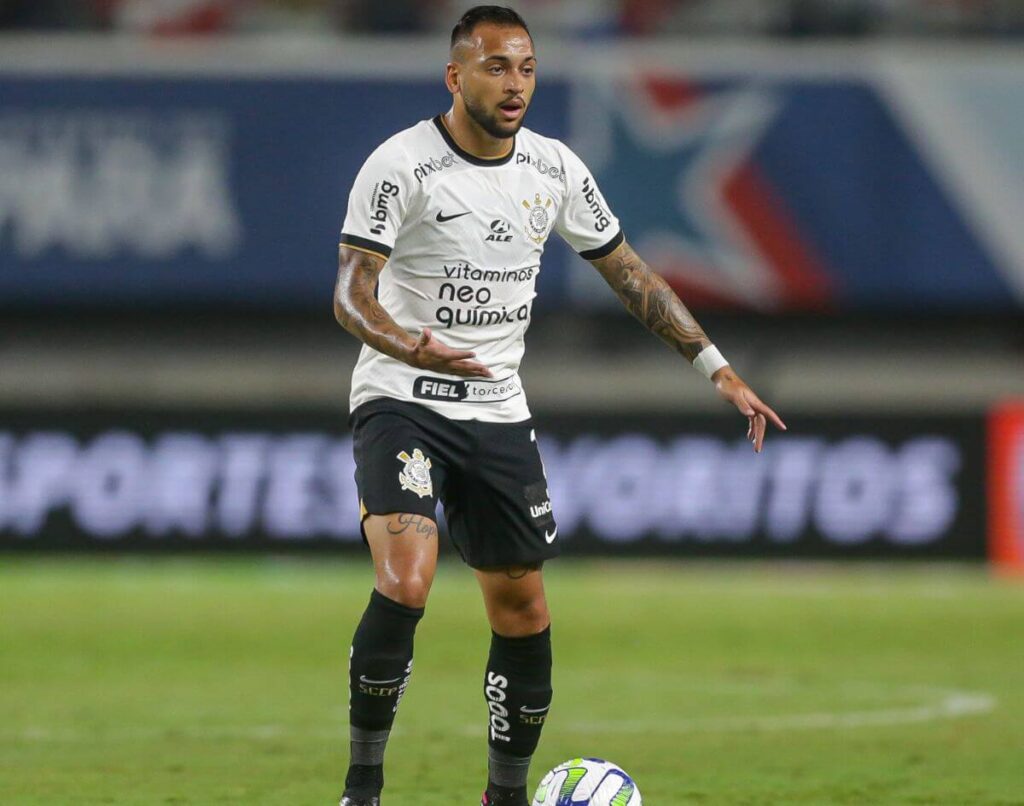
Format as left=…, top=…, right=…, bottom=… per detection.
left=450, top=5, right=531, bottom=50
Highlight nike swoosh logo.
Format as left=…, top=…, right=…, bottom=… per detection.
left=544, top=527, right=558, bottom=544
left=359, top=675, right=403, bottom=685
left=520, top=705, right=551, bottom=714
left=436, top=210, right=470, bottom=222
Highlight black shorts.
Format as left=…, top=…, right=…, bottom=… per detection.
left=350, top=398, right=559, bottom=569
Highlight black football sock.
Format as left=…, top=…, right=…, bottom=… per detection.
left=346, top=589, right=424, bottom=793
left=485, top=773, right=530, bottom=805
left=343, top=763, right=384, bottom=799
left=484, top=625, right=553, bottom=796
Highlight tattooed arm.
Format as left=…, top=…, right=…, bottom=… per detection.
left=333, top=246, right=413, bottom=361
left=590, top=240, right=712, bottom=362
left=333, top=245, right=492, bottom=377
left=590, top=240, right=786, bottom=451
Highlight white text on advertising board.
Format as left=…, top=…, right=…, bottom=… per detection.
left=0, top=431, right=959, bottom=546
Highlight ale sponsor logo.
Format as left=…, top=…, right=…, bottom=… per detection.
left=485, top=218, right=513, bottom=243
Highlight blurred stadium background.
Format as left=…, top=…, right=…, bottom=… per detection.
left=1, top=1, right=1023, bottom=803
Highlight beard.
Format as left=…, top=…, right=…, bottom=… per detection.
left=462, top=92, right=525, bottom=140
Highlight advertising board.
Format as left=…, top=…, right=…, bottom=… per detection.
left=0, top=408, right=985, bottom=558
left=3, top=42, right=1024, bottom=313
left=989, top=401, right=1024, bottom=571
left=0, top=72, right=571, bottom=308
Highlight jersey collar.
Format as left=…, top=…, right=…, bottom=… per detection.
left=433, top=114, right=516, bottom=167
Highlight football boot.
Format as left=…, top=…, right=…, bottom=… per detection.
left=482, top=790, right=529, bottom=806
left=339, top=796, right=379, bottom=806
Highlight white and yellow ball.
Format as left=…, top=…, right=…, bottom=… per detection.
left=532, top=758, right=641, bottom=806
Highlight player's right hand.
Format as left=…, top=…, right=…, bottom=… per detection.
left=406, top=328, right=494, bottom=378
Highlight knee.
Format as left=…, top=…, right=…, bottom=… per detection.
left=376, top=572, right=432, bottom=609
left=492, top=594, right=550, bottom=637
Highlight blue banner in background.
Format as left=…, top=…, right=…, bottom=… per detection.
left=1, top=56, right=1022, bottom=312
left=566, top=72, right=1022, bottom=312
left=0, top=75, right=571, bottom=307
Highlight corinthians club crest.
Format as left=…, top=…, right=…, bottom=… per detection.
left=397, top=449, right=433, bottom=498
left=522, top=192, right=554, bottom=243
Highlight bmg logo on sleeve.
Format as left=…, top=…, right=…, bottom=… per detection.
left=369, top=180, right=400, bottom=236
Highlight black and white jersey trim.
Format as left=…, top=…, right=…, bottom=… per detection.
left=578, top=228, right=625, bottom=261
left=340, top=232, right=393, bottom=259
left=431, top=115, right=516, bottom=167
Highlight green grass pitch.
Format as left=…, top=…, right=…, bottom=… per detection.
left=2, top=558, right=1022, bottom=804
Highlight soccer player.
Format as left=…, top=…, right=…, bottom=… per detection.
left=333, top=6, right=785, bottom=805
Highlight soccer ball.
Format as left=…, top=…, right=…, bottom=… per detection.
left=531, top=758, right=641, bottom=806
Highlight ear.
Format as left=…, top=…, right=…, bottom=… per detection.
left=445, top=62, right=460, bottom=95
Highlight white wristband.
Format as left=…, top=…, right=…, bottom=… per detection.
left=692, top=345, right=729, bottom=380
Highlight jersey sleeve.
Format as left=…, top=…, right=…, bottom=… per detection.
left=339, top=139, right=412, bottom=261
left=553, top=143, right=624, bottom=261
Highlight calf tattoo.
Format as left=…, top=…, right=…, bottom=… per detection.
left=591, top=242, right=710, bottom=362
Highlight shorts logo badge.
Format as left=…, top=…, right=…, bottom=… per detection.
left=522, top=192, right=554, bottom=243
left=397, top=449, right=433, bottom=498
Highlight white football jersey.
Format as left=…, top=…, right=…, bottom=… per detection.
left=340, top=115, right=622, bottom=423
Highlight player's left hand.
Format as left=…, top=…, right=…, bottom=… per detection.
left=711, top=367, right=786, bottom=453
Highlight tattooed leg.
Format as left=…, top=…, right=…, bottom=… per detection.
left=346, top=566, right=426, bottom=802
left=385, top=513, right=440, bottom=540
left=364, top=513, right=439, bottom=609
